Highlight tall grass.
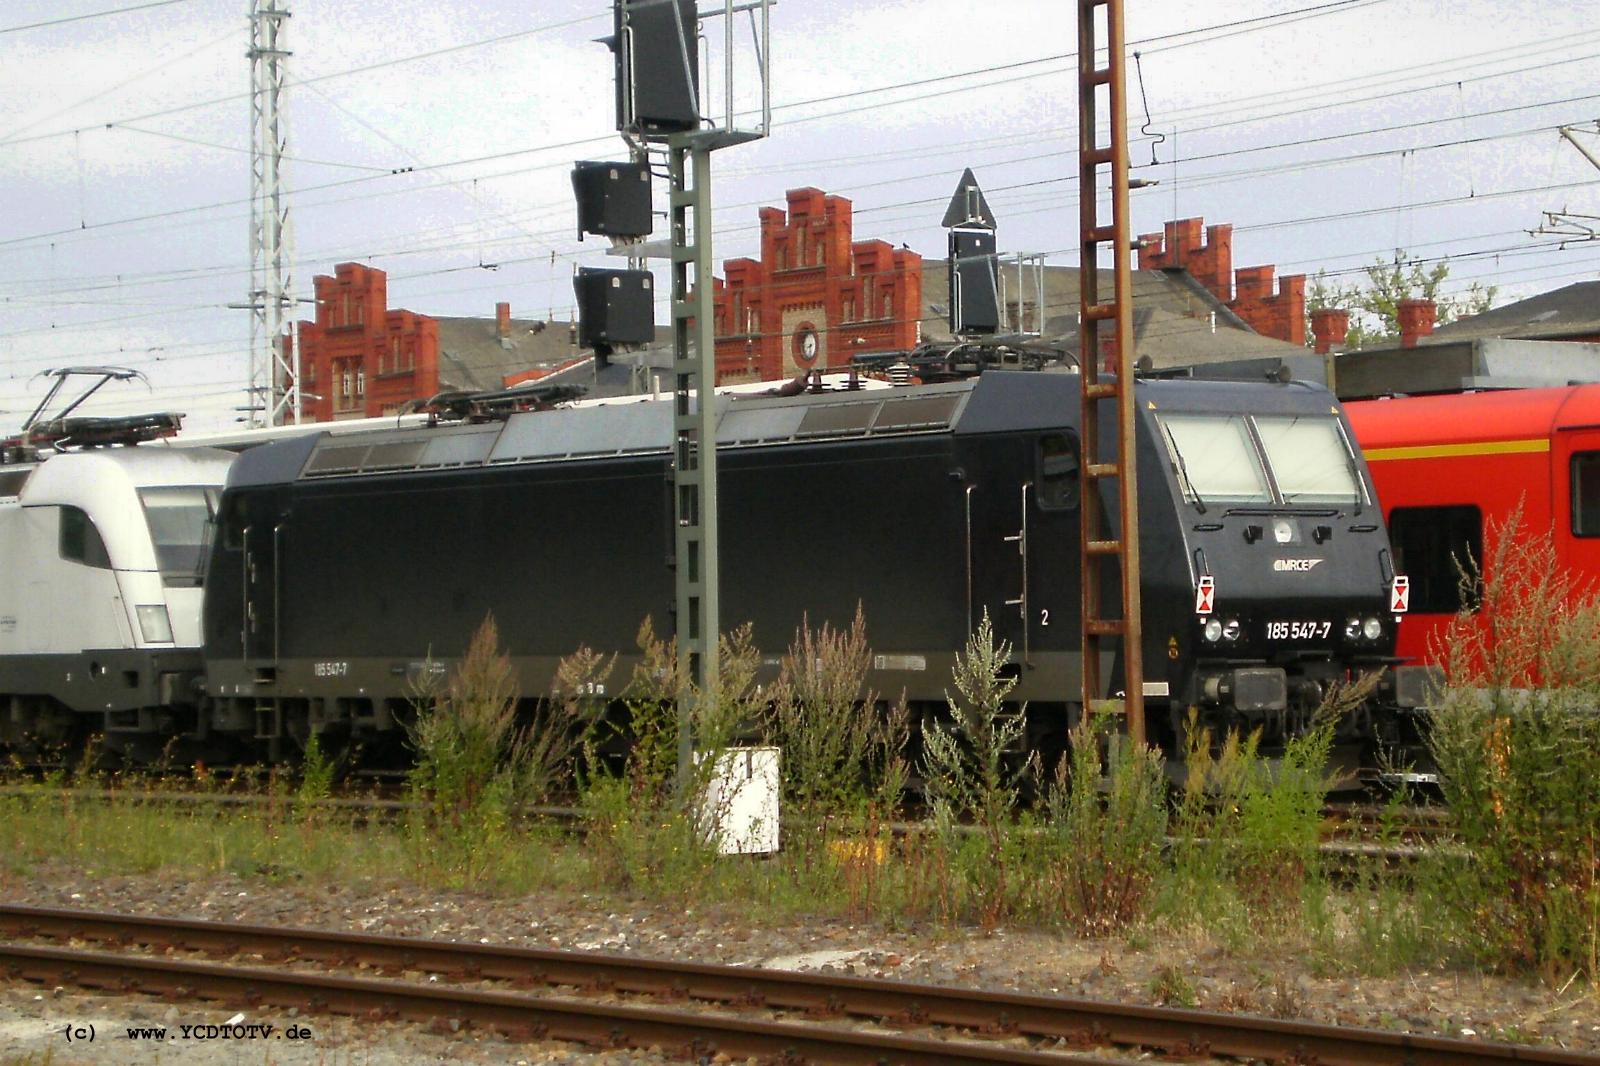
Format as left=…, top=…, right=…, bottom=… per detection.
left=577, top=619, right=763, bottom=896
left=760, top=607, right=910, bottom=907
left=14, top=594, right=1592, bottom=994
left=1429, top=509, right=1600, bottom=980
left=405, top=614, right=595, bottom=885
left=1042, top=710, right=1167, bottom=936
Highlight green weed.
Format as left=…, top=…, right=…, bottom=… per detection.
left=1429, top=509, right=1600, bottom=980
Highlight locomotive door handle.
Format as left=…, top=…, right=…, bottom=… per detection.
left=965, top=484, right=975, bottom=633
left=241, top=527, right=251, bottom=661
left=1003, top=482, right=1031, bottom=666
left=273, top=523, right=284, bottom=666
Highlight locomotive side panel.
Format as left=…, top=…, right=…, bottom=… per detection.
left=279, top=461, right=672, bottom=661
left=718, top=436, right=966, bottom=659
left=1347, top=390, right=1563, bottom=665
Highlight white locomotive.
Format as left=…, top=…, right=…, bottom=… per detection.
left=0, top=443, right=235, bottom=762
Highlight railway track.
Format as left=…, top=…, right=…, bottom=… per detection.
left=0, top=785, right=1455, bottom=841
left=1321, top=802, right=1449, bottom=839
left=1, top=904, right=1592, bottom=1065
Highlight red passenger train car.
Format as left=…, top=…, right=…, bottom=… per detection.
left=1344, top=385, right=1600, bottom=664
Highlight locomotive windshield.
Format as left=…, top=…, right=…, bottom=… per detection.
left=1158, top=414, right=1272, bottom=504
left=1158, top=412, right=1363, bottom=508
left=139, top=486, right=221, bottom=586
left=1254, top=416, right=1363, bottom=505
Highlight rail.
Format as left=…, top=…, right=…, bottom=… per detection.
left=1, top=905, right=1592, bottom=1065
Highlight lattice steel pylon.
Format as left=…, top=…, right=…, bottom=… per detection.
left=1077, top=0, right=1145, bottom=745
left=245, top=1, right=300, bottom=427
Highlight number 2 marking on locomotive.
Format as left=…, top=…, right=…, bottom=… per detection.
left=1039, top=609, right=1049, bottom=627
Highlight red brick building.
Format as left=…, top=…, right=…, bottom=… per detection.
left=712, top=188, right=923, bottom=382
left=291, top=263, right=587, bottom=422
left=1137, top=217, right=1307, bottom=346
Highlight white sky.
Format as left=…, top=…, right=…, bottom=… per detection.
left=0, top=0, right=1597, bottom=431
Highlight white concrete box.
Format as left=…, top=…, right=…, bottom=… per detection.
left=696, top=746, right=780, bottom=855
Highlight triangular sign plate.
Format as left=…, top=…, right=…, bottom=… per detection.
left=941, top=168, right=996, bottom=230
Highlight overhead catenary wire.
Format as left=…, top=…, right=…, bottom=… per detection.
left=0, top=0, right=197, bottom=35
left=4, top=76, right=1594, bottom=267
left=2, top=142, right=1591, bottom=344
left=3, top=13, right=1595, bottom=269
left=0, top=8, right=610, bottom=149
left=3, top=109, right=1588, bottom=308
left=5, top=0, right=1596, bottom=405
left=6, top=221, right=1593, bottom=387
left=0, top=0, right=1385, bottom=152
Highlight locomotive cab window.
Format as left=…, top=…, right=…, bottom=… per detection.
left=219, top=495, right=248, bottom=551
left=1253, top=416, right=1363, bottom=506
left=140, top=486, right=222, bottom=587
left=1389, top=505, right=1482, bottom=614
left=59, top=506, right=112, bottom=569
left=1157, top=414, right=1272, bottom=505
left=1035, top=433, right=1079, bottom=511
left=1572, top=452, right=1600, bottom=536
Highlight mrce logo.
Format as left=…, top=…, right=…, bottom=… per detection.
left=1273, top=558, right=1324, bottom=572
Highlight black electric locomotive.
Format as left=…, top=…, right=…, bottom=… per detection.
left=198, top=371, right=1421, bottom=768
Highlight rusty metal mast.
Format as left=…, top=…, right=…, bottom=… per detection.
left=1077, top=0, right=1145, bottom=744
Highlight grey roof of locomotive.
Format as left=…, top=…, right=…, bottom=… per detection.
left=224, top=372, right=1345, bottom=493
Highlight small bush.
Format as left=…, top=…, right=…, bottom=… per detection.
left=920, top=612, right=1033, bottom=926
left=1149, top=964, right=1198, bottom=1007
left=1044, top=711, right=1167, bottom=937
left=405, top=615, right=531, bottom=883
left=1430, top=509, right=1600, bottom=980
left=579, top=620, right=762, bottom=896
left=765, top=606, right=878, bottom=822
left=760, top=608, right=911, bottom=905
left=293, top=730, right=335, bottom=822
left=1164, top=675, right=1371, bottom=933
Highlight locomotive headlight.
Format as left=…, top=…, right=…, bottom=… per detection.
left=1222, top=618, right=1242, bottom=642
left=1344, top=618, right=1362, bottom=640
left=136, top=605, right=173, bottom=644
left=1203, top=618, right=1224, bottom=643
left=1362, top=616, right=1384, bottom=641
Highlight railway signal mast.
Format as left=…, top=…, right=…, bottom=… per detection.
left=1077, top=0, right=1146, bottom=745
left=579, top=0, right=772, bottom=781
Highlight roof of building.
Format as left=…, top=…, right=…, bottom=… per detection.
left=1111, top=306, right=1309, bottom=365
left=434, top=316, right=586, bottom=394
left=1426, top=281, right=1600, bottom=343
left=919, top=262, right=1303, bottom=365
left=1332, top=337, right=1600, bottom=400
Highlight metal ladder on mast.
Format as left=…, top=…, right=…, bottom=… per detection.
left=1077, top=0, right=1146, bottom=745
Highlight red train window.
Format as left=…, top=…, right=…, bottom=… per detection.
left=1572, top=453, right=1600, bottom=537
left=1389, top=505, right=1482, bottom=614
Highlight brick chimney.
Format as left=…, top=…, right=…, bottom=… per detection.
left=1137, top=217, right=1234, bottom=304
left=496, top=301, right=511, bottom=339
left=1396, top=298, right=1436, bottom=349
left=1310, top=307, right=1350, bottom=354
left=1230, top=265, right=1306, bottom=346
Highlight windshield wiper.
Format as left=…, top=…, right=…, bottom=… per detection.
left=1161, top=424, right=1207, bottom=514
left=1347, top=458, right=1364, bottom=514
